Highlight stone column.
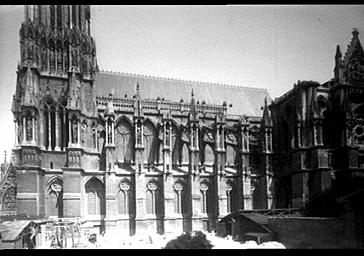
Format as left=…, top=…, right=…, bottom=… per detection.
left=105, top=119, right=109, bottom=146
left=68, top=117, right=71, bottom=147
left=23, top=116, right=26, bottom=144
left=76, top=5, right=79, bottom=29
left=94, top=128, right=98, bottom=149
left=55, top=48, right=58, bottom=74
left=111, top=121, right=115, bottom=145
left=216, top=126, right=220, bottom=151
left=55, top=109, right=60, bottom=151
left=14, top=120, right=18, bottom=147
left=241, top=125, right=252, bottom=210
left=48, top=110, right=51, bottom=150
left=32, top=116, right=35, bottom=144
left=77, top=118, right=80, bottom=147
left=39, top=110, right=45, bottom=150
left=62, top=110, right=66, bottom=150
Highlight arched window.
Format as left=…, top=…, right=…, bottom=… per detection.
left=115, top=119, right=134, bottom=163
left=71, top=115, right=78, bottom=144
left=2, top=187, right=17, bottom=217
left=47, top=176, right=63, bottom=218
left=143, top=121, right=157, bottom=164
left=117, top=180, right=131, bottom=215
left=117, top=190, right=128, bottom=215
left=44, top=102, right=56, bottom=150
left=25, top=111, right=33, bottom=142
left=56, top=40, right=63, bottom=73
left=49, top=40, right=55, bottom=73
left=146, top=181, right=158, bottom=215
left=200, top=181, right=209, bottom=214
left=174, top=182, right=184, bottom=214
left=40, top=38, right=47, bottom=71
left=226, top=181, right=234, bottom=213
left=85, top=178, right=105, bottom=216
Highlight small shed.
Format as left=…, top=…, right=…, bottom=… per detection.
left=216, top=211, right=273, bottom=243
left=0, top=220, right=37, bottom=249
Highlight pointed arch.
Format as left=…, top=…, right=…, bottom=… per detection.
left=115, top=117, right=134, bottom=163
left=1, top=186, right=17, bottom=218
left=43, top=97, right=57, bottom=150
left=115, top=115, right=133, bottom=128
left=145, top=179, right=160, bottom=216
left=46, top=175, right=63, bottom=218
left=353, top=103, right=364, bottom=117
left=85, top=177, right=105, bottom=216
left=173, top=179, right=187, bottom=215
left=117, top=178, right=131, bottom=215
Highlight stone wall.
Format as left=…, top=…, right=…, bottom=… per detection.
left=267, top=216, right=358, bottom=248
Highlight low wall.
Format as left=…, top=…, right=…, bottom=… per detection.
left=267, top=217, right=358, bottom=248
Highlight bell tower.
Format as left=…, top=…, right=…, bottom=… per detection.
left=12, top=5, right=99, bottom=219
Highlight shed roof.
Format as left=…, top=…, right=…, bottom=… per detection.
left=95, top=71, right=271, bottom=117
left=0, top=220, right=33, bottom=241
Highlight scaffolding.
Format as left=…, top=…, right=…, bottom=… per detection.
left=38, top=218, right=87, bottom=249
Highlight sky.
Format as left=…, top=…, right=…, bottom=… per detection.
left=0, top=5, right=363, bottom=160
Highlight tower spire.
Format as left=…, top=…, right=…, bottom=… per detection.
left=335, top=45, right=342, bottom=59
left=352, top=27, right=359, bottom=39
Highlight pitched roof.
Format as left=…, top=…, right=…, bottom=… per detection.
left=95, top=71, right=271, bottom=117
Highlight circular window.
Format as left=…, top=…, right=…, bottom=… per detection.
left=51, top=183, right=62, bottom=193
left=226, top=181, right=234, bottom=191
left=174, top=182, right=184, bottom=191
left=147, top=181, right=158, bottom=191
left=200, top=182, right=209, bottom=191
left=119, top=180, right=131, bottom=191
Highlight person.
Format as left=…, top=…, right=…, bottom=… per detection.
left=164, top=231, right=213, bottom=249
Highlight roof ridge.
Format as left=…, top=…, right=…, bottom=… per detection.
left=98, top=69, right=268, bottom=92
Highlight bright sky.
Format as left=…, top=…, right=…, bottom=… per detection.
left=0, top=5, right=363, bottom=159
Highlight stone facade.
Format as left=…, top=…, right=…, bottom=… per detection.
left=9, top=5, right=273, bottom=235
left=270, top=29, right=364, bottom=209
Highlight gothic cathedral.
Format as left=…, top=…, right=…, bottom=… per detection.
left=10, top=5, right=273, bottom=235
left=6, top=5, right=364, bottom=236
